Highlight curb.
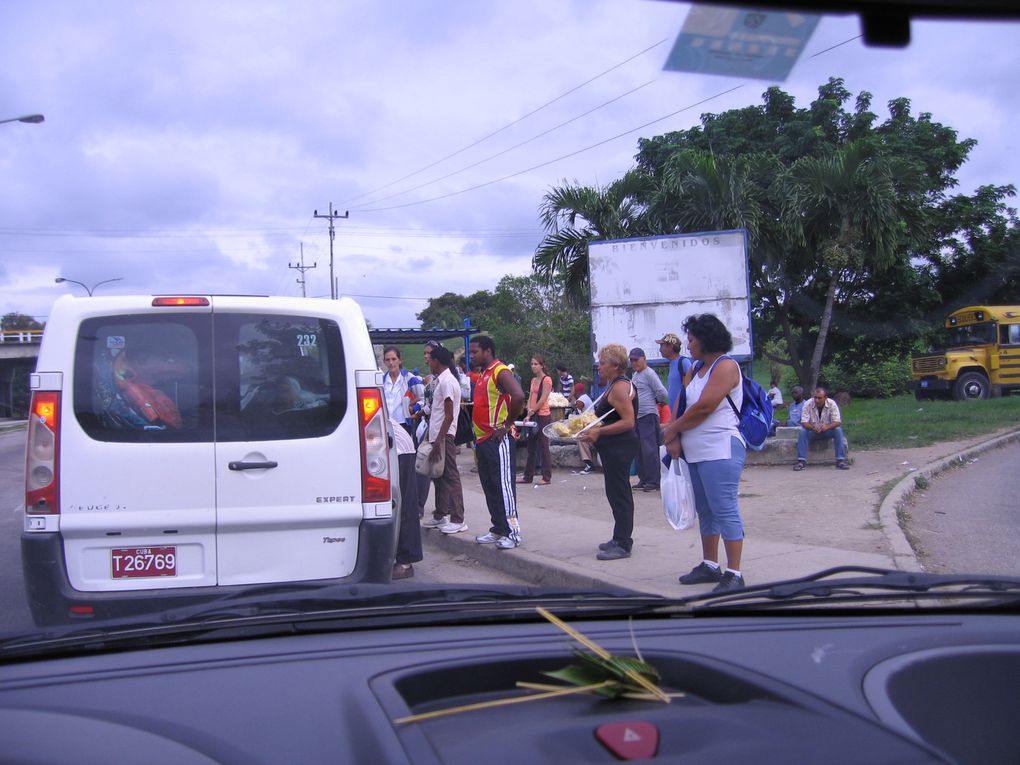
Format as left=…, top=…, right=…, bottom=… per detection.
left=877, top=428, right=1020, bottom=571
left=422, top=528, right=636, bottom=593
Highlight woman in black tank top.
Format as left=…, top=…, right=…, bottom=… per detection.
left=579, top=344, right=639, bottom=560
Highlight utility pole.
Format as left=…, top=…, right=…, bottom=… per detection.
left=288, top=243, right=317, bottom=298
left=313, top=203, right=349, bottom=299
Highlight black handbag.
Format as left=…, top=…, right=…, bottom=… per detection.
left=454, top=406, right=475, bottom=446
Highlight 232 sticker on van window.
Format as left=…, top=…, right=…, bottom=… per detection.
left=296, top=334, right=318, bottom=348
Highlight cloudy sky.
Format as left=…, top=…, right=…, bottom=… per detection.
left=1, top=1, right=1017, bottom=330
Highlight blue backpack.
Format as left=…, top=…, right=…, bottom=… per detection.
left=682, top=357, right=773, bottom=451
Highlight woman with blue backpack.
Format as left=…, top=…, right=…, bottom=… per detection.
left=661, top=313, right=750, bottom=593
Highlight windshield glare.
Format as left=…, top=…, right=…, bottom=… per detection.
left=1, top=2, right=1019, bottom=646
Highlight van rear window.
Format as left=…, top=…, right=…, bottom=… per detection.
left=72, top=312, right=345, bottom=443
left=74, top=315, right=211, bottom=442
left=214, top=314, right=346, bottom=442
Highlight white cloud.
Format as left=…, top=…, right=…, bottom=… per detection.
left=1, top=2, right=1018, bottom=329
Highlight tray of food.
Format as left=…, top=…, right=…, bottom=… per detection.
left=543, top=409, right=612, bottom=440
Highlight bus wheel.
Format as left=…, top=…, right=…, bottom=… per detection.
left=953, top=372, right=990, bottom=401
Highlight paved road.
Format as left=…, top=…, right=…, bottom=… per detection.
left=906, top=441, right=1020, bottom=576
left=0, top=430, right=33, bottom=634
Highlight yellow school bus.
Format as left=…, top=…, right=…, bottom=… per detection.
left=908, top=305, right=1020, bottom=400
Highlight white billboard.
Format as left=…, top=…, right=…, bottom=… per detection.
left=588, top=230, right=752, bottom=362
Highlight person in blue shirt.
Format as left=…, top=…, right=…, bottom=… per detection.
left=657, top=332, right=693, bottom=417
left=786, top=386, right=806, bottom=427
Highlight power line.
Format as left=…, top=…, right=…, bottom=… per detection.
left=340, top=37, right=670, bottom=207
left=352, top=33, right=865, bottom=214
left=356, top=79, right=657, bottom=209
left=355, top=85, right=746, bottom=212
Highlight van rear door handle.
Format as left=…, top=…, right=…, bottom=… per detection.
left=228, top=460, right=279, bottom=471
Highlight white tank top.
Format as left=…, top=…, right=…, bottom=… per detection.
left=682, top=355, right=744, bottom=463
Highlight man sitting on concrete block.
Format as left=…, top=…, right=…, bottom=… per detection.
left=794, top=386, right=850, bottom=471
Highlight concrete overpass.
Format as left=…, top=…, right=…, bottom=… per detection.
left=0, top=330, right=41, bottom=417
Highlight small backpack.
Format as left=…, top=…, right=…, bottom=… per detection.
left=682, top=357, right=773, bottom=451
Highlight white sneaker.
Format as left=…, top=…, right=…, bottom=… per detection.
left=475, top=532, right=500, bottom=544
left=440, top=521, right=468, bottom=534
left=422, top=515, right=449, bottom=528
left=495, top=536, right=518, bottom=550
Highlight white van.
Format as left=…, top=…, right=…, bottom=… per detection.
left=22, top=295, right=397, bottom=625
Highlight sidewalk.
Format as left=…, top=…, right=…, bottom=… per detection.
left=422, top=428, right=1020, bottom=596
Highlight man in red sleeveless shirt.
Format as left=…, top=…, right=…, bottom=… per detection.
left=469, top=335, right=525, bottom=549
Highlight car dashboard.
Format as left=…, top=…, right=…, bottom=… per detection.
left=1, top=610, right=1017, bottom=764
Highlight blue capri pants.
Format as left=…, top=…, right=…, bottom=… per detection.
left=688, top=436, right=746, bottom=541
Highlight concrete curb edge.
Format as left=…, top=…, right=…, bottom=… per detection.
left=422, top=529, right=641, bottom=593
left=877, top=428, right=1020, bottom=571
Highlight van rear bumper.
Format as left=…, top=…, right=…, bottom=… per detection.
left=21, top=517, right=398, bottom=627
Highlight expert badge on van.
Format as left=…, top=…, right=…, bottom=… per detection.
left=22, top=295, right=398, bottom=626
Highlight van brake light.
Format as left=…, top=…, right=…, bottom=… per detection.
left=26, top=391, right=60, bottom=515
left=152, top=297, right=210, bottom=307
left=357, top=388, right=390, bottom=504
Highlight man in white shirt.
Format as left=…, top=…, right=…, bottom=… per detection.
left=420, top=344, right=468, bottom=534
left=794, top=387, right=850, bottom=471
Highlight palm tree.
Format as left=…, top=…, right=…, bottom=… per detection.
left=532, top=169, right=653, bottom=305
left=783, top=139, right=917, bottom=388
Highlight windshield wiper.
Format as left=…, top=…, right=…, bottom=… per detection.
left=1, top=583, right=657, bottom=659
left=670, top=566, right=1020, bottom=611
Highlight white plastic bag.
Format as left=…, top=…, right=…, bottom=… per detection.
left=660, top=451, right=696, bottom=531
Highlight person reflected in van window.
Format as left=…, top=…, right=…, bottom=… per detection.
left=270, top=375, right=327, bottom=415
left=382, top=345, right=424, bottom=443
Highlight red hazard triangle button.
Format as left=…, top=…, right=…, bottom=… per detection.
left=594, top=720, right=659, bottom=760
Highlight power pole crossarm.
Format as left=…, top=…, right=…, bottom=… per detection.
left=313, top=203, right=350, bottom=300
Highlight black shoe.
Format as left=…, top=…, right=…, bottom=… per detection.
left=678, top=562, right=723, bottom=585
left=643, top=484, right=659, bottom=492
left=596, top=541, right=631, bottom=561
left=631, top=482, right=646, bottom=490
left=712, top=571, right=746, bottom=592
left=580, top=463, right=594, bottom=475
left=836, top=460, right=850, bottom=470
left=597, top=540, right=615, bottom=551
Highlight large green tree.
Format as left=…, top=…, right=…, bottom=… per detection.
left=533, top=77, right=991, bottom=390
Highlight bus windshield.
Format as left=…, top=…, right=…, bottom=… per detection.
left=945, top=322, right=997, bottom=347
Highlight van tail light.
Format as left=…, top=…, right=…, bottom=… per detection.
left=26, top=391, right=60, bottom=514
left=357, top=388, right=391, bottom=503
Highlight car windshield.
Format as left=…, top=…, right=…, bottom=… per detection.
left=1, top=1, right=1019, bottom=649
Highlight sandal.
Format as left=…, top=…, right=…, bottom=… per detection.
left=536, top=479, right=551, bottom=486
left=793, top=461, right=806, bottom=471
left=392, top=563, right=414, bottom=580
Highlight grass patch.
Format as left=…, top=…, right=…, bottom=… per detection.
left=838, top=394, right=1020, bottom=449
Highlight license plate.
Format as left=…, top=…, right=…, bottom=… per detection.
left=920, top=380, right=929, bottom=388
left=112, top=546, right=177, bottom=579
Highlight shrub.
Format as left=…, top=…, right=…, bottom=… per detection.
left=820, top=355, right=912, bottom=398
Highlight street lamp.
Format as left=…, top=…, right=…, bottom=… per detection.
left=0, top=114, right=45, bottom=126
left=54, top=277, right=124, bottom=296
